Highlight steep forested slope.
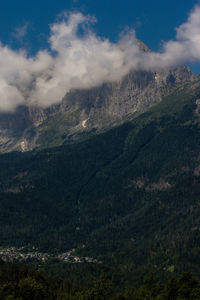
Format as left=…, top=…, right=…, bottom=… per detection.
left=0, top=77, right=200, bottom=281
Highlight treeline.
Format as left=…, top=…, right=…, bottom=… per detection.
left=0, top=260, right=200, bottom=299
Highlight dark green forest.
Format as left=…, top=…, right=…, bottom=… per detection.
left=0, top=260, right=200, bottom=299
left=0, top=78, right=200, bottom=289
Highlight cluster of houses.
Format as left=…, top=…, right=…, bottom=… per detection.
left=0, top=247, right=49, bottom=263
left=0, top=246, right=98, bottom=264
left=57, top=249, right=98, bottom=263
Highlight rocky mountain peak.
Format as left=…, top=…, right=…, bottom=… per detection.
left=0, top=40, right=195, bottom=152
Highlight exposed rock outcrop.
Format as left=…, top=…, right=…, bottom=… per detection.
left=0, top=61, right=195, bottom=152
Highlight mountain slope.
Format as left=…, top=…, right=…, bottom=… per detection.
left=0, top=75, right=200, bottom=281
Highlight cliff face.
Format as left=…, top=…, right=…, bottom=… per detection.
left=61, top=65, right=193, bottom=119
left=0, top=64, right=195, bottom=152
left=0, top=106, right=47, bottom=152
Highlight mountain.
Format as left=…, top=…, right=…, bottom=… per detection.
left=1, top=39, right=200, bottom=286
left=0, top=64, right=194, bottom=152
left=1, top=73, right=200, bottom=284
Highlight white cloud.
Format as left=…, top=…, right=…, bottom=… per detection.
left=1, top=5, right=200, bottom=111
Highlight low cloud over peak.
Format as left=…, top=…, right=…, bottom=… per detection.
left=1, top=5, right=200, bottom=111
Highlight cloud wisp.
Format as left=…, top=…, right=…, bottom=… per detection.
left=12, top=22, right=30, bottom=42
left=1, top=5, right=200, bottom=111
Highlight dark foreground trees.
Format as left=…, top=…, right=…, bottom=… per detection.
left=0, top=260, right=200, bottom=300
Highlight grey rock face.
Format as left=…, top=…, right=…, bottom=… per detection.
left=58, top=65, right=194, bottom=128
left=0, top=64, right=195, bottom=152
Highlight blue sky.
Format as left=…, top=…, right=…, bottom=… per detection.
left=0, top=0, right=198, bottom=49
left=0, top=0, right=199, bottom=72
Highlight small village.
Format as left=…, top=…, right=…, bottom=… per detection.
left=57, top=249, right=98, bottom=263
left=0, top=247, right=50, bottom=263
left=0, top=246, right=98, bottom=264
